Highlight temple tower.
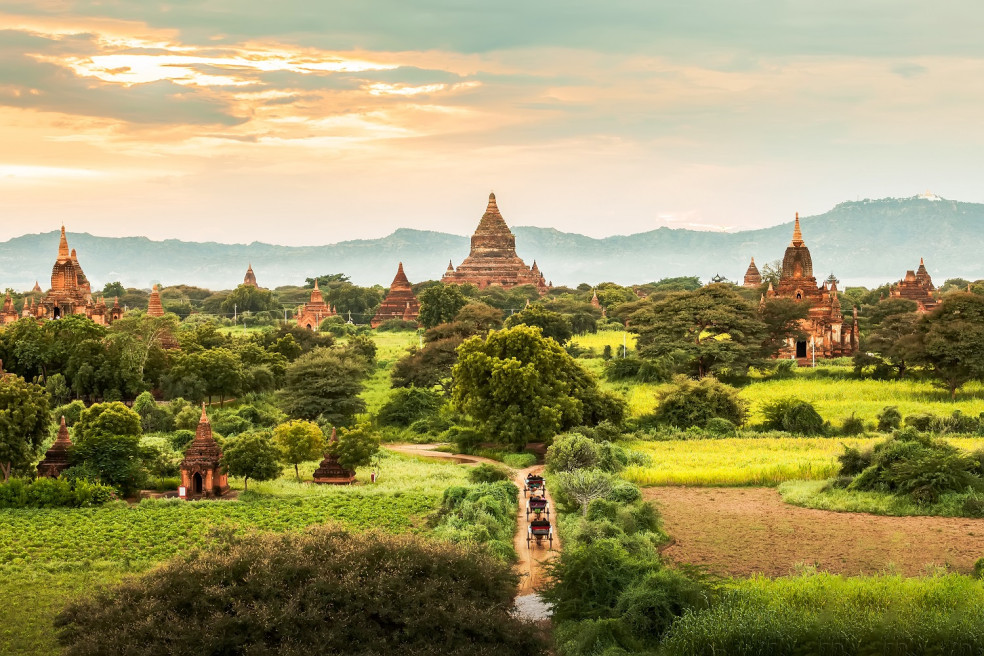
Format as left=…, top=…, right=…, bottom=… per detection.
left=179, top=405, right=229, bottom=498
left=37, top=416, right=74, bottom=478
left=371, top=262, right=420, bottom=327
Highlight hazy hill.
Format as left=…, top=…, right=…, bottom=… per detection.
left=1, top=195, right=981, bottom=291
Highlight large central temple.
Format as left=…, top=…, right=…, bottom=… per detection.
left=441, top=193, right=549, bottom=293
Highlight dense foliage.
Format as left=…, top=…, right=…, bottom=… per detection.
left=0, top=373, right=51, bottom=482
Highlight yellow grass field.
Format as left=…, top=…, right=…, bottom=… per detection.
left=625, top=436, right=984, bottom=487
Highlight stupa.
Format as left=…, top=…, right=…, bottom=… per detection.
left=37, top=416, right=74, bottom=478
left=742, top=257, right=762, bottom=288
left=147, top=285, right=165, bottom=317
left=243, top=264, right=258, bottom=288
left=313, top=428, right=355, bottom=485
left=888, top=258, right=938, bottom=313
left=371, top=263, right=420, bottom=327
left=296, top=280, right=335, bottom=330
left=179, top=405, right=229, bottom=498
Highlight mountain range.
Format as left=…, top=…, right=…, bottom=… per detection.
left=1, top=195, right=981, bottom=291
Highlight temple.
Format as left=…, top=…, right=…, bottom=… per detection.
left=371, top=263, right=420, bottom=328
left=296, top=280, right=335, bottom=330
left=313, top=428, right=356, bottom=484
left=888, top=258, right=938, bottom=313
left=243, top=264, right=258, bottom=288
left=441, top=193, right=549, bottom=293
left=179, top=405, right=229, bottom=498
left=147, top=284, right=165, bottom=317
left=37, top=416, right=73, bottom=478
left=763, top=214, right=858, bottom=360
left=742, top=257, right=762, bottom=288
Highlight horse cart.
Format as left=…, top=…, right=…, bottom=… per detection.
left=524, top=474, right=546, bottom=498
left=526, top=495, right=549, bottom=520
left=527, top=518, right=553, bottom=549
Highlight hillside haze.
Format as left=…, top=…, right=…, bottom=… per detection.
left=2, top=196, right=981, bottom=291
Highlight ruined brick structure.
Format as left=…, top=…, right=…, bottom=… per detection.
left=179, top=405, right=229, bottom=498
left=371, top=262, right=420, bottom=328
left=742, top=257, right=762, bottom=288
left=441, top=193, right=549, bottom=293
left=37, top=416, right=73, bottom=478
left=147, top=284, right=165, bottom=317
left=313, top=428, right=355, bottom=484
left=762, top=214, right=858, bottom=360
left=243, top=264, right=258, bottom=288
left=296, top=280, right=335, bottom=330
left=888, top=258, right=938, bottom=312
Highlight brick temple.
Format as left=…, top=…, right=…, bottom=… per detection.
left=313, top=428, right=355, bottom=484
left=761, top=214, right=858, bottom=360
left=37, top=416, right=73, bottom=478
left=371, top=262, right=420, bottom=328
left=742, top=257, right=762, bottom=288
left=179, top=405, right=229, bottom=498
left=441, top=193, right=549, bottom=293
left=296, top=280, right=335, bottom=330
left=147, top=284, right=165, bottom=317
left=888, top=259, right=938, bottom=312
left=243, top=264, right=258, bottom=288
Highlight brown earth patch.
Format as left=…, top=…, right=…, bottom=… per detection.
left=646, top=486, right=984, bottom=577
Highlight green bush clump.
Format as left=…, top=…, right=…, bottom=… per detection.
left=840, top=413, right=866, bottom=436
left=502, top=453, right=537, bottom=469
left=54, top=525, right=543, bottom=656
left=877, top=405, right=903, bottom=432
left=651, top=376, right=748, bottom=429
left=761, top=397, right=825, bottom=435
left=377, top=387, right=443, bottom=428
left=432, top=481, right=518, bottom=560
left=604, top=357, right=670, bottom=384
left=0, top=477, right=116, bottom=508
left=467, top=463, right=512, bottom=484
left=704, top=417, right=737, bottom=436
left=53, top=400, right=86, bottom=427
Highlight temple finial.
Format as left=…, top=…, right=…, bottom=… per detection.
left=58, top=225, right=70, bottom=259
left=791, top=212, right=804, bottom=246
left=200, top=403, right=208, bottom=423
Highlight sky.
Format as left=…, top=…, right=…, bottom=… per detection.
left=1, top=1, right=983, bottom=245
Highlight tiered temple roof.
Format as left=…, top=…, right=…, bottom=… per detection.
left=441, top=193, right=549, bottom=293
left=147, top=284, right=165, bottom=317
left=243, top=264, right=258, bottom=288
left=742, top=257, right=762, bottom=288
left=179, top=405, right=229, bottom=497
left=889, top=258, right=938, bottom=312
left=371, top=262, right=420, bottom=327
left=37, top=416, right=73, bottom=478
left=296, top=280, right=335, bottom=330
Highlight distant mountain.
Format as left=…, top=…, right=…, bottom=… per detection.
left=1, top=195, right=982, bottom=291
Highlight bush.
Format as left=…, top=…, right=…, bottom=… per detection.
left=597, top=441, right=629, bottom=473
left=705, top=417, right=737, bottom=436
left=905, top=413, right=934, bottom=431
left=962, top=494, right=984, bottom=519
left=546, top=433, right=600, bottom=473
left=502, top=453, right=537, bottom=469
left=771, top=359, right=798, bottom=379
left=168, top=429, right=195, bottom=451
left=615, top=569, right=711, bottom=644
left=0, top=477, right=116, bottom=508
left=877, top=406, right=903, bottom=432
left=607, top=481, right=642, bottom=504
left=838, top=445, right=873, bottom=477
left=442, top=424, right=484, bottom=454
left=376, top=319, right=418, bottom=332
left=432, top=481, right=518, bottom=558
left=212, top=413, right=252, bottom=437
left=377, top=387, right=443, bottom=428
left=53, top=400, right=86, bottom=427
left=975, top=558, right=984, bottom=580
left=55, top=525, right=543, bottom=656
left=761, top=397, right=825, bottom=435
left=468, top=463, right=512, bottom=484
left=652, top=376, right=748, bottom=429
left=840, top=413, right=866, bottom=436
left=133, top=392, right=173, bottom=433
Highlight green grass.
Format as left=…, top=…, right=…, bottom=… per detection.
left=625, top=436, right=984, bottom=487
left=0, top=450, right=466, bottom=655
left=659, top=572, right=984, bottom=655
left=358, top=330, right=418, bottom=416
left=779, top=479, right=984, bottom=518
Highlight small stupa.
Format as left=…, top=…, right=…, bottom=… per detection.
left=37, top=416, right=74, bottom=478
left=313, top=428, right=355, bottom=485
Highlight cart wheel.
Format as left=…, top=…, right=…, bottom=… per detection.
left=527, top=537, right=531, bottom=549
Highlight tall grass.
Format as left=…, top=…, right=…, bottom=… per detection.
left=625, top=437, right=984, bottom=487
left=779, top=479, right=984, bottom=518
left=659, top=573, right=984, bottom=655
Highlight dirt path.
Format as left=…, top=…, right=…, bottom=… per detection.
left=646, top=486, right=984, bottom=577
left=385, top=444, right=560, bottom=594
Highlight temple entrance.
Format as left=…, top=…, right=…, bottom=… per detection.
left=52, top=307, right=61, bottom=319
left=193, top=472, right=203, bottom=494
left=796, top=341, right=807, bottom=358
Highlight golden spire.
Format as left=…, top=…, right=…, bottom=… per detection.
left=790, top=212, right=804, bottom=247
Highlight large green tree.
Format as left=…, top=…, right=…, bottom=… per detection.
left=418, top=284, right=468, bottom=328
left=278, top=348, right=369, bottom=426
left=220, top=285, right=276, bottom=315
left=221, top=431, right=282, bottom=491
left=0, top=373, right=51, bottom=482
left=629, top=283, right=767, bottom=378
left=452, top=325, right=625, bottom=447
left=919, top=293, right=984, bottom=398
left=273, top=420, right=325, bottom=480
left=504, top=304, right=574, bottom=344
left=72, top=402, right=144, bottom=493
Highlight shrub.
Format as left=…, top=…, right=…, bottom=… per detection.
left=168, top=429, right=195, bottom=451
left=0, top=477, right=115, bottom=508
left=615, top=569, right=711, bottom=644
left=905, top=413, right=934, bottom=431
left=962, top=494, right=984, bottom=519
left=840, top=413, right=866, bottom=436
left=761, top=397, right=825, bottom=435
left=837, top=445, right=873, bottom=477
left=442, top=424, right=484, bottom=454
left=975, top=558, right=984, bottom=580
left=377, top=387, right=443, bottom=428
left=133, top=392, right=173, bottom=433
left=53, top=400, right=86, bottom=427
left=705, top=417, right=737, bottom=436
left=212, top=413, right=252, bottom=437
left=607, top=481, right=642, bottom=504
left=468, top=463, right=512, bottom=484
left=546, top=433, right=600, bottom=473
left=55, top=525, right=543, bottom=656
left=877, top=406, right=903, bottom=432
left=376, top=319, right=418, bottom=332
left=597, top=441, right=629, bottom=473
left=502, top=453, right=537, bottom=469
left=771, top=359, right=798, bottom=379
left=652, top=376, right=748, bottom=429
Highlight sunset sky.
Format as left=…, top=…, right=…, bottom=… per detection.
left=1, top=1, right=982, bottom=245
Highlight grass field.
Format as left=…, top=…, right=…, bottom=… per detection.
left=624, top=436, right=984, bottom=487
left=0, top=451, right=465, bottom=655
left=356, top=330, right=418, bottom=416
left=779, top=479, right=984, bottom=518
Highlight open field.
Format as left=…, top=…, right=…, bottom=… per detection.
left=646, top=486, right=984, bottom=577
left=780, top=479, right=984, bottom=518
left=357, top=330, right=417, bottom=416
left=0, top=451, right=466, bottom=655
left=624, top=436, right=984, bottom=488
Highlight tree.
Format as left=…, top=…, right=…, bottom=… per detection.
left=392, top=337, right=462, bottom=391
left=198, top=348, right=244, bottom=404
left=273, top=420, right=325, bottom=480
left=278, top=348, right=368, bottom=426
left=75, top=402, right=142, bottom=442
left=504, top=304, right=574, bottom=344
left=0, top=373, right=51, bottom=482
left=556, top=468, right=614, bottom=516
left=759, top=260, right=783, bottom=288
left=327, top=424, right=380, bottom=471
left=454, top=302, right=503, bottom=332
left=221, top=431, right=282, bottom=491
left=418, top=284, right=468, bottom=328
left=919, top=293, right=984, bottom=398
left=305, top=273, right=350, bottom=287
left=759, top=298, right=809, bottom=358
left=629, top=284, right=767, bottom=378
left=101, top=281, right=126, bottom=298
left=861, top=312, right=923, bottom=378
left=220, top=285, right=276, bottom=315
left=545, top=433, right=600, bottom=473
left=652, top=376, right=748, bottom=428
left=72, top=402, right=144, bottom=493
left=452, top=325, right=625, bottom=447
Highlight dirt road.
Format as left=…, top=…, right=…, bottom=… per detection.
left=385, top=444, right=559, bottom=594
left=646, top=486, right=984, bottom=577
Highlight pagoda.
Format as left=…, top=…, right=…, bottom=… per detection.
left=243, top=264, right=258, bottom=288
left=441, top=193, right=549, bottom=293
left=0, top=294, right=18, bottom=324
left=179, top=405, right=229, bottom=498
left=763, top=213, right=857, bottom=360
left=888, top=258, right=938, bottom=313
left=147, top=285, right=165, bottom=317
left=37, top=416, right=74, bottom=478
left=313, top=428, right=355, bottom=484
left=742, top=257, right=762, bottom=288
left=296, top=280, right=335, bottom=330
left=371, top=263, right=420, bottom=327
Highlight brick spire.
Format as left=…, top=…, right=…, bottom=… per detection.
left=147, top=284, right=164, bottom=317
left=791, top=212, right=804, bottom=247
left=58, top=226, right=70, bottom=261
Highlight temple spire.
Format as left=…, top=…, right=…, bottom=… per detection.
left=791, top=212, right=804, bottom=247
left=58, top=225, right=70, bottom=260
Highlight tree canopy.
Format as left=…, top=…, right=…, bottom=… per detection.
left=0, top=373, right=51, bottom=482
